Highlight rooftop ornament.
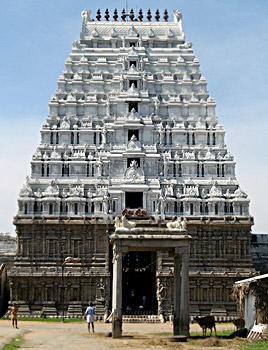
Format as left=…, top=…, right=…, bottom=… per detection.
left=94, top=8, right=169, bottom=21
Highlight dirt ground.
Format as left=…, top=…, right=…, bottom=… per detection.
left=0, top=320, right=245, bottom=350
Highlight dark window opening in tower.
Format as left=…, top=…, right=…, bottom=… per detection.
left=190, top=203, right=194, bottom=215
left=207, top=133, right=210, bottom=145
left=130, top=60, right=137, bottom=67
left=49, top=204, right=53, bottom=215
left=215, top=203, right=218, bottom=215
left=128, top=129, right=139, bottom=140
left=129, top=101, right=138, bottom=112
left=178, top=163, right=182, bottom=177
left=127, top=158, right=140, bottom=167
left=186, top=133, right=190, bottom=145
left=34, top=201, right=38, bottom=214
left=125, top=192, right=143, bottom=209
left=201, top=164, right=204, bottom=177
left=213, top=133, right=216, bottom=145
left=129, top=80, right=137, bottom=88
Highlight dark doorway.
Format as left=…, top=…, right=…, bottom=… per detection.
left=127, top=158, right=140, bottom=167
left=129, top=80, right=137, bottom=88
left=129, top=101, right=138, bottom=112
left=128, top=129, right=139, bottom=140
left=125, top=192, right=143, bottom=208
left=122, top=251, right=157, bottom=314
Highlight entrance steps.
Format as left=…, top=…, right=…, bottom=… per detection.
left=123, top=315, right=161, bottom=323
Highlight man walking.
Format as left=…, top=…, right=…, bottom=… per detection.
left=6, top=303, right=18, bottom=328
left=85, top=302, right=95, bottom=333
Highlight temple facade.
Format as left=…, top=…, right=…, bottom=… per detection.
left=9, top=8, right=254, bottom=320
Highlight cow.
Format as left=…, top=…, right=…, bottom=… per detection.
left=233, top=318, right=245, bottom=330
left=192, top=315, right=217, bottom=337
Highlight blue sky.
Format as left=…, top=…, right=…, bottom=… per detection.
left=0, top=0, right=267, bottom=234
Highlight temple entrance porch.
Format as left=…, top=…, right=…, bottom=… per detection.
left=110, top=227, right=191, bottom=338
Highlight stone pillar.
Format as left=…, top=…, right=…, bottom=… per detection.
left=180, top=252, right=190, bottom=336
left=173, top=256, right=181, bottom=336
left=112, top=243, right=123, bottom=338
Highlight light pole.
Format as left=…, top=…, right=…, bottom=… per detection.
left=62, top=256, right=72, bottom=322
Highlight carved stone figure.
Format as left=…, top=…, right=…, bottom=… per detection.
left=97, top=278, right=107, bottom=300
left=106, top=99, right=111, bottom=116
left=172, top=9, right=182, bottom=22
left=142, top=72, right=147, bottom=90
left=167, top=217, right=182, bottom=229
left=209, top=181, right=222, bottom=197
left=95, top=158, right=102, bottom=177
left=33, top=150, right=42, bottom=160
left=43, top=180, right=59, bottom=197
left=101, top=126, right=107, bottom=144
left=121, top=215, right=136, bottom=228
left=234, top=187, right=247, bottom=198
left=154, top=96, right=160, bottom=115
left=114, top=216, right=121, bottom=229
left=157, top=122, right=165, bottom=145
left=124, top=160, right=144, bottom=182
left=81, top=9, right=92, bottom=22
left=51, top=147, right=61, bottom=160
left=166, top=184, right=174, bottom=197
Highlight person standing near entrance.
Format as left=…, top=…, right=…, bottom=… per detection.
left=85, top=302, right=95, bottom=333
left=6, top=303, right=18, bottom=328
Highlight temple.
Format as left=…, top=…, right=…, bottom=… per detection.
left=9, top=8, right=254, bottom=322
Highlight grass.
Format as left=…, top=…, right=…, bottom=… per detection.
left=3, top=336, right=23, bottom=350
left=239, top=342, right=268, bottom=350
left=190, top=328, right=234, bottom=337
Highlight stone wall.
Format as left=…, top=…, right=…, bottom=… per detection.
left=8, top=217, right=254, bottom=319
left=0, top=233, right=16, bottom=269
left=251, top=233, right=268, bottom=274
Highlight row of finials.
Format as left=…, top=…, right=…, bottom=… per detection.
left=95, top=8, right=170, bottom=22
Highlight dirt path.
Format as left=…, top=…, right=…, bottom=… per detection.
left=0, top=320, right=236, bottom=350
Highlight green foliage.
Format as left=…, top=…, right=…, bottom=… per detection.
left=3, top=336, right=23, bottom=349
left=39, top=311, right=45, bottom=318
left=190, top=328, right=234, bottom=337
left=239, top=341, right=268, bottom=350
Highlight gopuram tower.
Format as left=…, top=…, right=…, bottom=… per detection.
left=9, top=8, right=254, bottom=320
